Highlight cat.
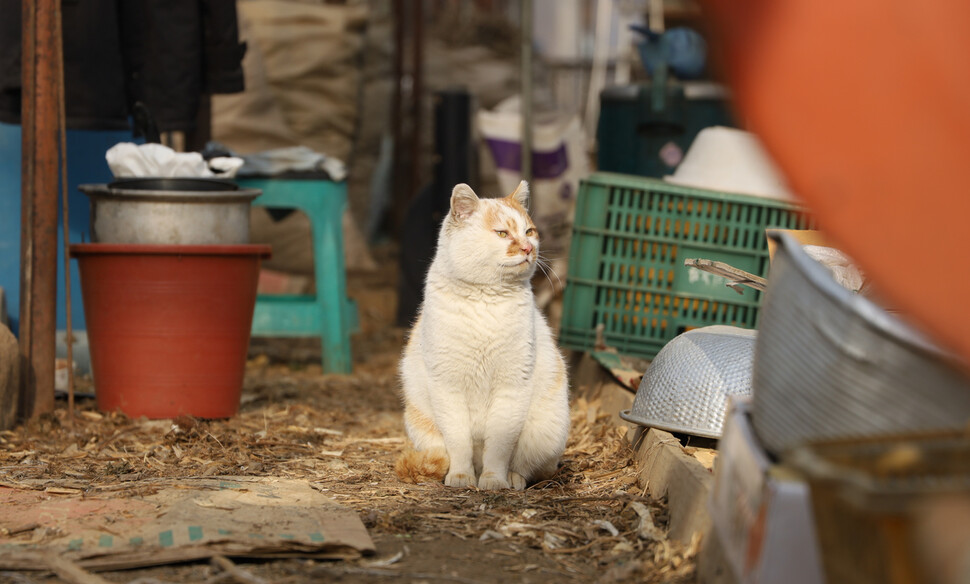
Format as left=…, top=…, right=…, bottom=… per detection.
left=395, top=180, right=571, bottom=490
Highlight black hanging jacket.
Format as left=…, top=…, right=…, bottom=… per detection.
left=0, top=0, right=246, bottom=132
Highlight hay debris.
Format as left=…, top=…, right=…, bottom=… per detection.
left=0, top=381, right=696, bottom=582
left=0, top=260, right=699, bottom=582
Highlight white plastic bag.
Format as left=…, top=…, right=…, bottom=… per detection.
left=106, top=142, right=243, bottom=178
left=803, top=245, right=865, bottom=292
left=477, top=96, right=588, bottom=267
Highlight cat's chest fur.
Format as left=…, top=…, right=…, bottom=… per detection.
left=420, top=282, right=537, bottom=382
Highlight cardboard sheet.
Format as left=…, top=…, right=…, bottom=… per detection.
left=591, top=350, right=649, bottom=391
left=0, top=477, right=374, bottom=571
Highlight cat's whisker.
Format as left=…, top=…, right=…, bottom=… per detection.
left=536, top=257, right=564, bottom=291
left=537, top=253, right=564, bottom=272
left=535, top=258, right=555, bottom=290
left=539, top=253, right=563, bottom=275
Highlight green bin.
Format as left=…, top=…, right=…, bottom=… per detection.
left=560, top=172, right=814, bottom=359
left=597, top=82, right=735, bottom=178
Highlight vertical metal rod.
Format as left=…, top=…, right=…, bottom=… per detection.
left=54, top=0, right=73, bottom=424
left=19, top=0, right=60, bottom=419
left=520, top=0, right=534, bottom=186
left=185, top=94, right=212, bottom=153
left=19, top=0, right=37, bottom=420
left=408, top=0, right=424, bottom=205
left=390, top=0, right=406, bottom=234
left=585, top=0, right=613, bottom=144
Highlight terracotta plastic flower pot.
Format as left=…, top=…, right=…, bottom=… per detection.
left=70, top=243, right=271, bottom=419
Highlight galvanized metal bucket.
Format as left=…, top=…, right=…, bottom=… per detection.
left=751, top=232, right=970, bottom=455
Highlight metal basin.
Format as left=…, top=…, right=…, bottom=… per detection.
left=620, top=325, right=757, bottom=439
left=751, top=232, right=970, bottom=455
left=80, top=181, right=261, bottom=245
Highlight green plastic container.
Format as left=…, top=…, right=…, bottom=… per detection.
left=596, top=82, right=736, bottom=178
left=560, top=172, right=814, bottom=359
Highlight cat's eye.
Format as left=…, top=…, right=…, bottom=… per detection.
left=495, top=230, right=509, bottom=238
left=526, top=228, right=537, bottom=237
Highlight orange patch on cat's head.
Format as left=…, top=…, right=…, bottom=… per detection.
left=479, top=200, right=537, bottom=256
left=481, top=202, right=502, bottom=229
left=498, top=194, right=528, bottom=215
left=484, top=198, right=536, bottom=231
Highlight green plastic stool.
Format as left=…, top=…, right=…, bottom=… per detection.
left=239, top=178, right=358, bottom=373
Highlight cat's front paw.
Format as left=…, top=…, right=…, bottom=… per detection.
left=444, top=471, right=476, bottom=488
left=508, top=471, right=527, bottom=491
left=478, top=471, right=511, bottom=490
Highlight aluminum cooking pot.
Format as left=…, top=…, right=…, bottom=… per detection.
left=80, top=180, right=261, bottom=245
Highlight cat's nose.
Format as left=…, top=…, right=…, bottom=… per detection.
left=521, top=242, right=534, bottom=255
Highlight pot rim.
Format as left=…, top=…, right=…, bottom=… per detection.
left=79, top=183, right=262, bottom=203
left=69, top=243, right=272, bottom=258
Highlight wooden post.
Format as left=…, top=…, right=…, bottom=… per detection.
left=19, top=0, right=61, bottom=419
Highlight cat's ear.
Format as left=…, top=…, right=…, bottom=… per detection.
left=450, top=183, right=480, bottom=221
left=510, top=180, right=530, bottom=208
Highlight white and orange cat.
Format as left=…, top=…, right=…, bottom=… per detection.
left=395, top=181, right=570, bottom=490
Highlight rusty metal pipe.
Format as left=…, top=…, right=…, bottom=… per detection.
left=19, top=0, right=61, bottom=419
left=55, top=0, right=74, bottom=424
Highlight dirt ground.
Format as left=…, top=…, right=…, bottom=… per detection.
left=0, top=246, right=698, bottom=584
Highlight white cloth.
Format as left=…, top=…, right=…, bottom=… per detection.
left=234, top=146, right=347, bottom=181
left=106, top=142, right=244, bottom=178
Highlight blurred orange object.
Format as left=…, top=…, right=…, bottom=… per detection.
left=699, top=1, right=970, bottom=365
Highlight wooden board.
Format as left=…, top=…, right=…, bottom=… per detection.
left=634, top=428, right=714, bottom=544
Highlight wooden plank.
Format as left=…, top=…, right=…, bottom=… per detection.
left=634, top=428, right=714, bottom=543
left=568, top=350, right=635, bottom=423
left=0, top=322, right=19, bottom=430
left=697, top=526, right=741, bottom=584
left=569, top=351, right=714, bottom=544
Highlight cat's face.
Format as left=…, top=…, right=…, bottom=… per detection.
left=439, top=181, right=539, bottom=284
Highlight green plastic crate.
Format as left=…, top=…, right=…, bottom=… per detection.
left=560, top=172, right=814, bottom=360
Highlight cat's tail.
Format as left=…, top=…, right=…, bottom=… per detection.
left=395, top=446, right=449, bottom=484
